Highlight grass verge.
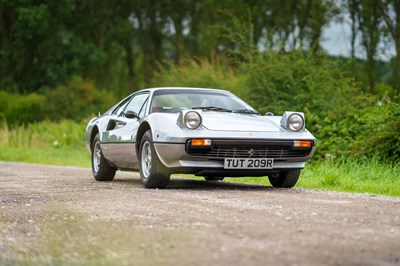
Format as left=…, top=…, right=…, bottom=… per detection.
left=0, top=120, right=90, bottom=167
left=223, top=159, right=400, bottom=197
left=299, top=159, right=400, bottom=197
left=0, top=120, right=399, bottom=197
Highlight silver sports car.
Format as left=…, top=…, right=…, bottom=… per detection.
left=86, top=87, right=316, bottom=188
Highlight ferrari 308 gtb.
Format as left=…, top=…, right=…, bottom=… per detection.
left=85, top=87, right=316, bottom=188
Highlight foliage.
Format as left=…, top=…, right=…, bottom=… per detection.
left=152, top=57, right=248, bottom=98
left=310, top=94, right=370, bottom=159
left=0, top=1, right=398, bottom=93
left=0, top=77, right=116, bottom=125
left=0, top=91, right=45, bottom=125
left=353, top=96, right=400, bottom=161
left=43, top=76, right=116, bottom=121
left=314, top=94, right=400, bottom=162
left=0, top=120, right=89, bottom=167
left=241, top=50, right=357, bottom=117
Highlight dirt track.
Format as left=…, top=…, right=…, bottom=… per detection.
left=1, top=161, right=399, bottom=265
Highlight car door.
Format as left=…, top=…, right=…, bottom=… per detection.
left=101, top=92, right=149, bottom=169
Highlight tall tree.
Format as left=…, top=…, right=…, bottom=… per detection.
left=383, top=0, right=400, bottom=91
left=356, top=0, right=384, bottom=93
left=347, top=0, right=359, bottom=61
left=261, top=0, right=337, bottom=52
left=307, top=0, right=339, bottom=53
left=0, top=0, right=75, bottom=91
left=164, top=0, right=197, bottom=64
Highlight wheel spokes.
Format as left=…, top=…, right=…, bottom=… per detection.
left=146, top=145, right=152, bottom=170
left=93, top=142, right=101, bottom=173
left=142, top=142, right=152, bottom=178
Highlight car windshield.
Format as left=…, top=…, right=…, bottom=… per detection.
left=150, top=89, right=257, bottom=114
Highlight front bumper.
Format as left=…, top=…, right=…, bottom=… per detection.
left=154, top=142, right=315, bottom=176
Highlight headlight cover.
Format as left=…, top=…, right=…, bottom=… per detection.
left=184, top=111, right=202, bottom=129
left=288, top=113, right=304, bottom=131
left=280, top=111, right=305, bottom=132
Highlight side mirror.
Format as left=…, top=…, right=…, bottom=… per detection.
left=124, top=110, right=139, bottom=119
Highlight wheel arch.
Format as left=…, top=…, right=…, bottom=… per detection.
left=90, top=126, right=99, bottom=151
left=136, top=122, right=151, bottom=155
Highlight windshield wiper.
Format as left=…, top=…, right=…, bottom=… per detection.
left=192, top=106, right=232, bottom=112
left=233, top=109, right=260, bottom=115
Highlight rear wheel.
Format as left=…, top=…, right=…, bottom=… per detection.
left=204, top=176, right=225, bottom=181
left=91, top=134, right=116, bottom=181
left=268, top=170, right=301, bottom=188
left=139, top=130, right=170, bottom=188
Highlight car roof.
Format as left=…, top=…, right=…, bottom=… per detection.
left=141, top=87, right=232, bottom=94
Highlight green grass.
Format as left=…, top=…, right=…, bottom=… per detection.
left=299, top=159, right=400, bottom=197
left=223, top=159, right=400, bottom=197
left=1, top=120, right=399, bottom=197
left=0, top=146, right=90, bottom=167
left=0, top=120, right=90, bottom=167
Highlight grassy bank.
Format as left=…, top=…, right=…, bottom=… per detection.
left=0, top=120, right=90, bottom=167
left=225, top=159, right=400, bottom=197
left=0, top=120, right=399, bottom=197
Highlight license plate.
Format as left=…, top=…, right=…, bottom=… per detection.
left=224, top=158, right=274, bottom=169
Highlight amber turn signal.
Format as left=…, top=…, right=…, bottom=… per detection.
left=294, top=140, right=312, bottom=148
left=191, top=139, right=212, bottom=146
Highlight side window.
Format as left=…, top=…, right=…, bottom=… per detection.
left=124, top=93, right=149, bottom=117
left=138, top=98, right=149, bottom=117
left=112, top=97, right=132, bottom=116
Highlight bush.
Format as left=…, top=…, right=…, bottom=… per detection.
left=0, top=91, right=46, bottom=126
left=241, top=51, right=357, bottom=117
left=353, top=97, right=400, bottom=161
left=151, top=57, right=249, bottom=99
left=313, top=94, right=374, bottom=159
left=0, top=76, right=116, bottom=126
left=44, top=76, right=116, bottom=121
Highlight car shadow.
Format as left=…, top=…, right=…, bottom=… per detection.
left=112, top=175, right=277, bottom=191
left=167, top=178, right=274, bottom=191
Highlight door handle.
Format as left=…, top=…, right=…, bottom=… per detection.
left=116, top=121, right=126, bottom=128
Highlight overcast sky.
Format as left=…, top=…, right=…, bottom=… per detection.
left=321, top=16, right=396, bottom=61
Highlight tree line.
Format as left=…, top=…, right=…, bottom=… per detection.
left=0, top=0, right=399, bottom=96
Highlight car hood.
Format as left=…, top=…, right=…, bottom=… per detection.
left=201, top=113, right=282, bottom=132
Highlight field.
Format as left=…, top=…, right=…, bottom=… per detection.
left=0, top=120, right=399, bottom=197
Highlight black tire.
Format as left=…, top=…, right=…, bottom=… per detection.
left=139, top=130, right=170, bottom=188
left=268, top=169, right=301, bottom=188
left=204, top=176, right=225, bottom=181
left=91, top=134, right=116, bottom=181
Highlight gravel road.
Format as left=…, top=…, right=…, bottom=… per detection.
left=1, top=161, right=399, bottom=266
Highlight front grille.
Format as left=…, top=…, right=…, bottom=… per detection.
left=186, top=140, right=312, bottom=159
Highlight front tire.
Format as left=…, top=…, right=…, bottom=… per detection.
left=139, top=130, right=170, bottom=188
left=91, top=134, right=116, bottom=181
left=268, top=170, right=301, bottom=188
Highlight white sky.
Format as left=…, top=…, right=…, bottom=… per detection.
left=321, top=17, right=396, bottom=61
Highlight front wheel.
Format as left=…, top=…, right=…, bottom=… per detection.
left=139, top=130, right=170, bottom=188
left=91, top=134, right=116, bottom=181
left=268, top=170, right=301, bottom=188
